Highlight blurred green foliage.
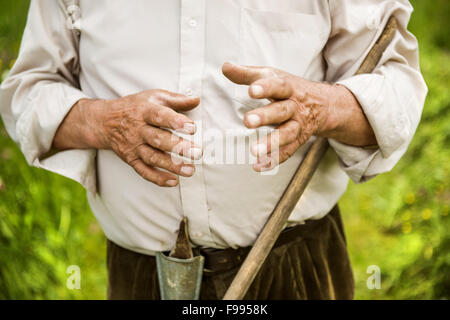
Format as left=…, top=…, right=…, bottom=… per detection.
left=0, top=0, right=449, bottom=299
left=340, top=0, right=450, bottom=299
left=0, top=0, right=106, bottom=299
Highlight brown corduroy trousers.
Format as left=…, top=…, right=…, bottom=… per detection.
left=106, top=205, right=354, bottom=300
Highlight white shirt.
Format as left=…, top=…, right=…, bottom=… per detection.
left=0, top=0, right=427, bottom=255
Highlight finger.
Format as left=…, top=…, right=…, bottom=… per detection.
left=157, top=90, right=200, bottom=111
left=248, top=77, right=293, bottom=100
left=277, top=140, right=303, bottom=164
left=130, top=158, right=179, bottom=187
left=222, top=62, right=272, bottom=85
left=143, top=104, right=197, bottom=134
left=252, top=152, right=278, bottom=172
left=137, top=145, right=196, bottom=177
left=244, top=99, right=297, bottom=128
left=251, top=120, right=301, bottom=156
left=253, top=139, right=301, bottom=172
left=140, top=126, right=202, bottom=160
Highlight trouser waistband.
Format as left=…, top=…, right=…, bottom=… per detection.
left=195, top=205, right=341, bottom=276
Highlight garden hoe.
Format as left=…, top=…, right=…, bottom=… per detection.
left=156, top=217, right=204, bottom=300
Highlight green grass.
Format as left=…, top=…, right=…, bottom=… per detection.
left=0, top=0, right=106, bottom=299
left=340, top=0, right=450, bottom=299
left=0, top=0, right=449, bottom=299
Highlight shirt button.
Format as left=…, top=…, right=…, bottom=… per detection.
left=185, top=88, right=193, bottom=96
left=189, top=19, right=197, bottom=27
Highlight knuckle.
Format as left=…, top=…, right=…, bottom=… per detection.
left=287, top=126, right=298, bottom=140
left=134, top=165, right=156, bottom=183
left=146, top=108, right=158, bottom=124
left=166, top=156, right=179, bottom=171
left=134, top=166, right=144, bottom=177
left=125, top=152, right=137, bottom=164
left=148, top=152, right=160, bottom=165
left=297, top=90, right=306, bottom=101
left=152, top=131, right=165, bottom=146
left=119, top=143, right=137, bottom=160
left=280, top=104, right=289, bottom=117
left=145, top=128, right=158, bottom=141
left=138, top=125, right=148, bottom=137
left=151, top=89, right=164, bottom=99
left=168, top=162, right=181, bottom=173
left=153, top=108, right=166, bottom=125
left=138, top=147, right=154, bottom=164
left=146, top=90, right=160, bottom=103
left=133, top=162, right=147, bottom=177
left=170, top=115, right=184, bottom=130
left=277, top=78, right=286, bottom=87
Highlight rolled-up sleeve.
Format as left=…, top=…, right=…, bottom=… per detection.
left=0, top=0, right=97, bottom=193
left=324, top=0, right=427, bottom=183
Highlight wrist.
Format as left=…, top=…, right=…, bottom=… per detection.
left=77, top=98, right=111, bottom=149
left=320, top=83, right=359, bottom=135
left=317, top=83, right=377, bottom=146
left=312, top=82, right=343, bottom=137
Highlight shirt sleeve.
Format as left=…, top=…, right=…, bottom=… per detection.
left=0, top=0, right=97, bottom=193
left=324, top=0, right=427, bottom=183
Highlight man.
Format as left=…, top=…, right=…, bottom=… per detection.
left=0, top=0, right=426, bottom=299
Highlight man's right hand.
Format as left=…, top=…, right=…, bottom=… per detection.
left=53, top=89, right=202, bottom=187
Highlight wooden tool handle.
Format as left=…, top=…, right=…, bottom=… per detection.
left=223, top=16, right=398, bottom=300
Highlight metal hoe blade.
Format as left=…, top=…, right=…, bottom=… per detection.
left=156, top=217, right=204, bottom=300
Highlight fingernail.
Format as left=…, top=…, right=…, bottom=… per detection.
left=260, top=162, right=275, bottom=171
left=247, top=114, right=261, bottom=127
left=255, top=158, right=276, bottom=171
left=181, top=166, right=195, bottom=176
left=251, top=143, right=267, bottom=156
left=250, top=85, right=264, bottom=97
left=166, top=179, right=178, bottom=187
left=258, top=156, right=271, bottom=166
left=180, top=123, right=196, bottom=134
left=253, top=158, right=272, bottom=171
left=250, top=84, right=264, bottom=97
left=187, top=147, right=203, bottom=160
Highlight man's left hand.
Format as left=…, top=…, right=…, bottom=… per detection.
left=222, top=62, right=377, bottom=172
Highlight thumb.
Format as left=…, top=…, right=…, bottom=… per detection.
left=222, top=62, right=266, bottom=85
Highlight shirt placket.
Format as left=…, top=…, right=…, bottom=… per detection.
left=178, top=0, right=213, bottom=246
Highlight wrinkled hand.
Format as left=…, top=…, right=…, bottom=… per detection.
left=97, top=89, right=202, bottom=187
left=222, top=62, right=333, bottom=172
